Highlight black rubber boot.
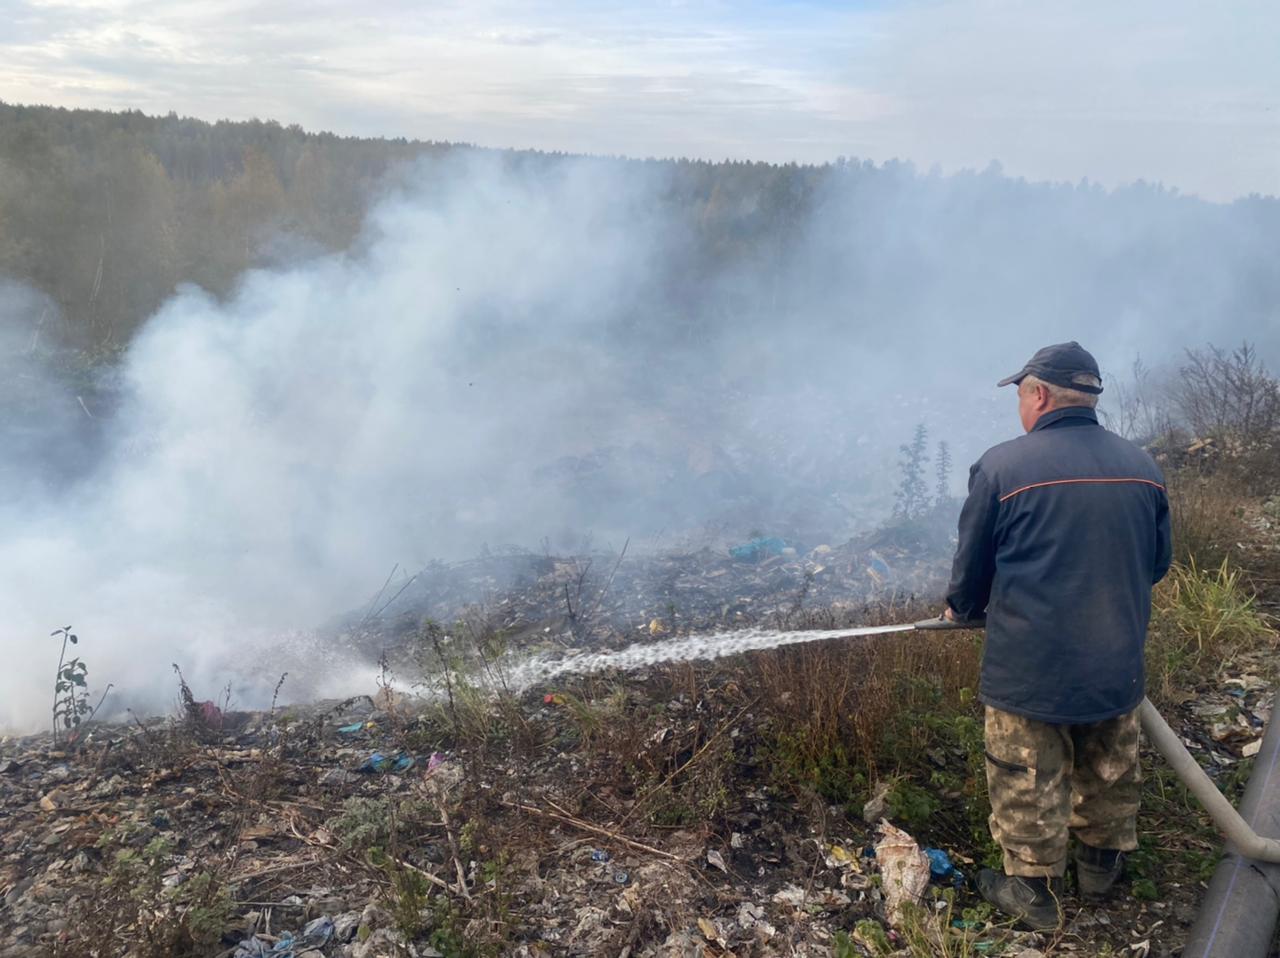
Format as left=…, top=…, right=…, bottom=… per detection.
left=975, top=868, right=1064, bottom=931
left=1075, top=844, right=1125, bottom=899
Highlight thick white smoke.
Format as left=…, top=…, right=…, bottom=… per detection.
left=1, top=155, right=689, bottom=728
left=2, top=153, right=1277, bottom=731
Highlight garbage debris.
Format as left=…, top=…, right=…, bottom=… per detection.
left=771, top=882, right=851, bottom=911
left=874, top=822, right=930, bottom=926
left=866, top=550, right=893, bottom=583
left=924, top=847, right=957, bottom=881
left=357, top=751, right=415, bottom=774
left=729, top=536, right=788, bottom=562
left=194, top=701, right=222, bottom=727
left=233, top=915, right=335, bottom=958
left=1, top=507, right=1238, bottom=957
left=862, top=780, right=891, bottom=823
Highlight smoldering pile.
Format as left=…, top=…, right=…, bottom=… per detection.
left=324, top=516, right=956, bottom=682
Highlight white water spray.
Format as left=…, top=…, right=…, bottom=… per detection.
left=495, top=623, right=916, bottom=692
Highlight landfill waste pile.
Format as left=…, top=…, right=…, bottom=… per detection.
left=2, top=630, right=1272, bottom=957
left=1, top=500, right=1277, bottom=956
left=330, top=519, right=953, bottom=671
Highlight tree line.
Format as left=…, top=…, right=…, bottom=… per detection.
left=2, top=100, right=1279, bottom=379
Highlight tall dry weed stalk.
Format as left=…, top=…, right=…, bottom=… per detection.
left=1166, top=471, right=1247, bottom=570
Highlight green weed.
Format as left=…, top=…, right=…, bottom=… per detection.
left=1148, top=558, right=1274, bottom=700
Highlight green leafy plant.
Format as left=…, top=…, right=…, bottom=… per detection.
left=51, top=625, right=89, bottom=742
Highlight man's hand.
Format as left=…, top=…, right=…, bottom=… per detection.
left=943, top=606, right=957, bottom=622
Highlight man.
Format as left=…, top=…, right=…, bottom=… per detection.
left=944, top=342, right=1172, bottom=930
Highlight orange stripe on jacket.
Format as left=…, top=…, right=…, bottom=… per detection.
left=998, top=477, right=1167, bottom=503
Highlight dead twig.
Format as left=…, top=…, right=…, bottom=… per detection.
left=583, top=538, right=629, bottom=626
left=82, top=739, right=114, bottom=792
left=438, top=801, right=472, bottom=899
left=230, top=853, right=322, bottom=883
left=371, top=572, right=421, bottom=621
left=394, top=856, right=454, bottom=893
left=502, top=800, right=683, bottom=862
left=359, top=563, right=399, bottom=627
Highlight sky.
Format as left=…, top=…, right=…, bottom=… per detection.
left=1, top=0, right=1278, bottom=201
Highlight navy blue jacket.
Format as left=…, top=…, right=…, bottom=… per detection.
left=946, top=407, right=1172, bottom=724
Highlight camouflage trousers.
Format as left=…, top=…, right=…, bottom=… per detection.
left=984, top=705, right=1141, bottom=878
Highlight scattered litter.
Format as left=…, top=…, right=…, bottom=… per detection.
left=233, top=915, right=335, bottom=958
left=729, top=537, right=787, bottom=562
left=874, top=822, right=930, bottom=926
left=697, top=916, right=722, bottom=944
left=862, top=780, right=891, bottom=823
left=196, top=701, right=224, bottom=728
left=924, top=847, right=956, bottom=881
left=357, top=751, right=415, bottom=774
left=612, top=869, right=629, bottom=884
left=337, top=721, right=365, bottom=734
left=706, top=848, right=728, bottom=873
left=771, top=882, right=850, bottom=912
left=591, top=849, right=610, bottom=863
left=823, top=842, right=859, bottom=869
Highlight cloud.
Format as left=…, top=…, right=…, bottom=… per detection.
left=3, top=1, right=1275, bottom=197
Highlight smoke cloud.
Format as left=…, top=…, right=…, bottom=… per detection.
left=2, top=153, right=1277, bottom=730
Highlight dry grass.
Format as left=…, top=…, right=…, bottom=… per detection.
left=1166, top=471, right=1249, bottom=570
left=1147, top=558, right=1275, bottom=702
left=746, top=598, right=984, bottom=814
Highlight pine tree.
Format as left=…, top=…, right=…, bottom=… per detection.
left=935, top=440, right=952, bottom=507
left=894, top=423, right=930, bottom=520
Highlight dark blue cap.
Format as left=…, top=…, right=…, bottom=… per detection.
left=997, top=341, right=1103, bottom=394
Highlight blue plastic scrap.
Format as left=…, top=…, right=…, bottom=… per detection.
left=233, top=916, right=335, bottom=958
left=867, top=550, right=893, bottom=581
left=729, top=537, right=788, bottom=562
left=591, top=849, right=610, bottom=862
left=337, top=721, right=365, bottom=734
left=924, top=847, right=954, bottom=879
left=924, top=847, right=965, bottom=888
left=298, top=916, right=335, bottom=948
left=358, top=751, right=415, bottom=774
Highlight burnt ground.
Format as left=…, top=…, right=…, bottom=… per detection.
left=1, top=500, right=1278, bottom=957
